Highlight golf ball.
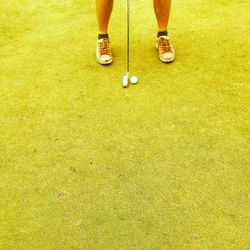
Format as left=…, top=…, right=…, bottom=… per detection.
left=130, top=76, right=138, bottom=84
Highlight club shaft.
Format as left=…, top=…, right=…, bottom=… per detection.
left=127, top=0, right=130, bottom=74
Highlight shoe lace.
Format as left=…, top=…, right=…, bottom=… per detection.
left=158, top=37, right=173, bottom=53
left=98, top=38, right=111, bottom=55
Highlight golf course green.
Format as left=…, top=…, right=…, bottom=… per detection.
left=0, top=0, right=249, bottom=249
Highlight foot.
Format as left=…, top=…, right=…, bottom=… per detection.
left=156, top=36, right=175, bottom=63
left=96, top=38, right=113, bottom=65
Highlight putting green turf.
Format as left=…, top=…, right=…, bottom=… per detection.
left=0, top=0, right=249, bottom=249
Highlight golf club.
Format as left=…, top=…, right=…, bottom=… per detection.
left=122, top=0, right=138, bottom=88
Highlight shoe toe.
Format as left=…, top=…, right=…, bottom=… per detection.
left=162, top=52, right=174, bottom=60
left=100, top=54, right=111, bottom=63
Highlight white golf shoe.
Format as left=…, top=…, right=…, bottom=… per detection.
left=96, top=38, right=113, bottom=65
left=156, top=36, right=175, bottom=63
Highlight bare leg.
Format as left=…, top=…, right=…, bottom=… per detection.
left=96, top=0, right=114, bottom=34
left=154, top=0, right=175, bottom=62
left=96, top=0, right=113, bottom=64
left=153, top=0, right=171, bottom=32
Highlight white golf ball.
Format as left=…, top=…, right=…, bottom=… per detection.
left=130, top=76, right=138, bottom=84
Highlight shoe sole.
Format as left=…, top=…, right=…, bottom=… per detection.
left=97, top=58, right=113, bottom=65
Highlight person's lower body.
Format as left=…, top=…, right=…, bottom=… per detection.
left=154, top=0, right=175, bottom=62
left=95, top=0, right=175, bottom=65
left=96, top=0, right=113, bottom=64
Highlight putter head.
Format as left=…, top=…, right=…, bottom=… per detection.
left=122, top=74, right=129, bottom=88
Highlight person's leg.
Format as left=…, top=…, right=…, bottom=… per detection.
left=154, top=0, right=175, bottom=63
left=96, top=0, right=113, bottom=35
left=153, top=0, right=171, bottom=32
left=96, top=0, right=114, bottom=65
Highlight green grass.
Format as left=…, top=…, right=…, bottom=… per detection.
left=0, top=0, right=249, bottom=249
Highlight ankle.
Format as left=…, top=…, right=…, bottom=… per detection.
left=98, top=33, right=109, bottom=40
left=157, top=31, right=168, bottom=38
